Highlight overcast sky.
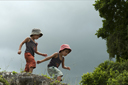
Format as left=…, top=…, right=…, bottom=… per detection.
left=0, top=0, right=109, bottom=84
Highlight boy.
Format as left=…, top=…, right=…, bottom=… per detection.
left=37, top=44, right=71, bottom=81
left=18, top=28, right=47, bottom=73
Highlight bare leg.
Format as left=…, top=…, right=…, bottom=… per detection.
left=57, top=76, right=62, bottom=81
left=29, top=67, right=33, bottom=73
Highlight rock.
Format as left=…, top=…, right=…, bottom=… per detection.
left=0, top=82, right=3, bottom=85
left=0, top=72, right=67, bottom=85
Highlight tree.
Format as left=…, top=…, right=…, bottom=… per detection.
left=93, top=0, right=128, bottom=61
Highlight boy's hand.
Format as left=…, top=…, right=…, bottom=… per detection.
left=37, top=61, right=41, bottom=64
left=42, top=54, right=47, bottom=57
left=18, top=50, right=21, bottom=54
left=67, top=67, right=70, bottom=70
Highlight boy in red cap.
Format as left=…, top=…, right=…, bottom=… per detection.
left=18, top=28, right=47, bottom=73
left=37, top=44, right=72, bottom=81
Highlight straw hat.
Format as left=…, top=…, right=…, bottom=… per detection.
left=30, top=28, right=43, bottom=37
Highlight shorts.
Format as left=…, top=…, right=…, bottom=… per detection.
left=47, top=66, right=63, bottom=79
left=24, top=52, right=36, bottom=72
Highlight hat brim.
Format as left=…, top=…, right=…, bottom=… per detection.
left=30, top=33, right=43, bottom=37
left=59, top=48, right=72, bottom=53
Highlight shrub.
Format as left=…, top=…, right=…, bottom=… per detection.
left=80, top=59, right=128, bottom=85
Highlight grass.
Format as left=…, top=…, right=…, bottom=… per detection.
left=12, top=71, right=17, bottom=74
left=50, top=79, right=60, bottom=85
left=41, top=74, right=51, bottom=79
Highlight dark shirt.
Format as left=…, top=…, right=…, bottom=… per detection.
left=48, top=53, right=63, bottom=68
left=25, top=38, right=37, bottom=57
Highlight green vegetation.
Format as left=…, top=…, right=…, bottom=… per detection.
left=12, top=71, right=17, bottom=74
left=80, top=0, right=128, bottom=85
left=41, top=74, right=65, bottom=85
left=93, top=0, right=128, bottom=61
left=50, top=80, right=60, bottom=85
left=41, top=74, right=51, bottom=79
left=0, top=75, right=9, bottom=85
left=20, top=68, right=24, bottom=73
left=80, top=0, right=128, bottom=84
left=80, top=59, right=128, bottom=85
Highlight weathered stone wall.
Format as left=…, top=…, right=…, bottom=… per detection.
left=0, top=72, right=67, bottom=85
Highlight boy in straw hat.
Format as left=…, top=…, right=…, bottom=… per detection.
left=37, top=44, right=71, bottom=81
left=18, top=28, right=47, bottom=73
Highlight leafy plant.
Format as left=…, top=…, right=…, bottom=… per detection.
left=80, top=60, right=128, bottom=85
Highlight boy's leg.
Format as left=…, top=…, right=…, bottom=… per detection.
left=57, top=76, right=62, bottom=81
left=53, top=67, right=63, bottom=81
left=48, top=66, right=63, bottom=81
left=29, top=67, right=34, bottom=73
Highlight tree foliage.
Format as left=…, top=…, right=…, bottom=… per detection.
left=93, top=0, right=128, bottom=61
left=80, top=59, right=128, bottom=85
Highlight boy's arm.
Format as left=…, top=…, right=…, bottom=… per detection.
left=62, top=58, right=70, bottom=70
left=37, top=52, right=57, bottom=64
left=18, top=37, right=29, bottom=54
left=35, top=46, right=47, bottom=57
